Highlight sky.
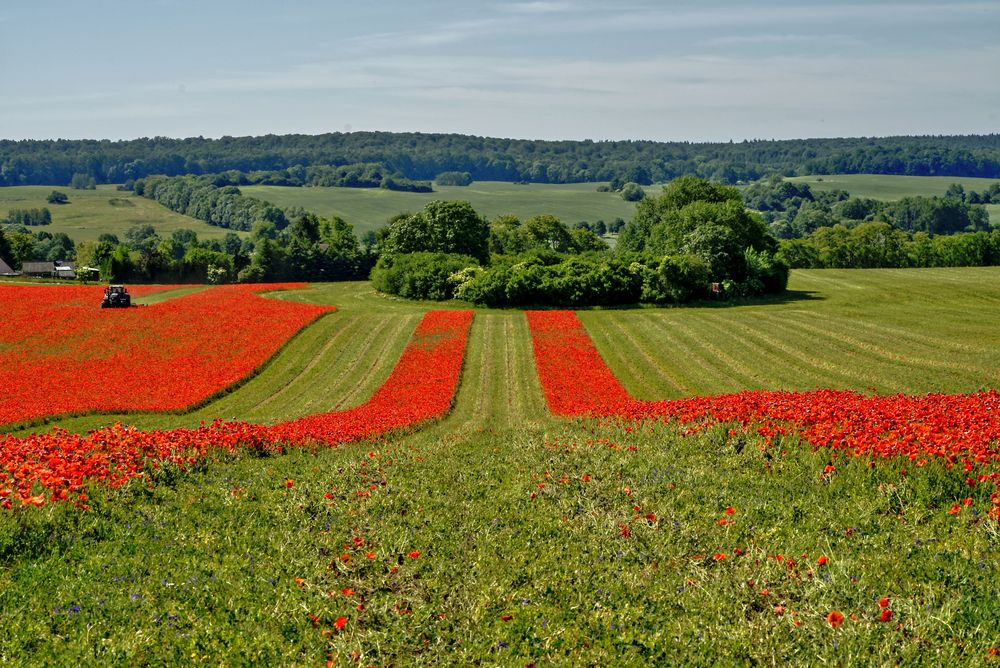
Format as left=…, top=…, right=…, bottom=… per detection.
left=1, top=0, right=998, bottom=142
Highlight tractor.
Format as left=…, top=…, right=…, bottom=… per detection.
left=101, top=284, right=131, bottom=308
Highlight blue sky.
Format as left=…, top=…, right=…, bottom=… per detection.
left=1, top=1, right=997, bottom=141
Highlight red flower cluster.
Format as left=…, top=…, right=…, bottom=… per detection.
left=0, top=284, right=332, bottom=428
left=0, top=310, right=472, bottom=509
left=526, top=310, right=1000, bottom=500
left=525, top=310, right=631, bottom=415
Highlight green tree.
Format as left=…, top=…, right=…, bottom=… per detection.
left=618, top=176, right=744, bottom=252
left=124, top=224, right=160, bottom=254
left=524, top=214, right=574, bottom=252
left=380, top=200, right=489, bottom=263
left=620, top=182, right=645, bottom=202
left=791, top=202, right=838, bottom=237
left=46, top=190, right=69, bottom=204
left=70, top=172, right=96, bottom=189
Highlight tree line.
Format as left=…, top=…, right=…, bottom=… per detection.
left=2, top=132, right=999, bottom=188
left=744, top=177, right=996, bottom=239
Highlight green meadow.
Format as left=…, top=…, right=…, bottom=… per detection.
left=3, top=269, right=1000, bottom=664
left=786, top=174, right=1000, bottom=224
left=243, top=182, right=638, bottom=236
left=0, top=186, right=246, bottom=243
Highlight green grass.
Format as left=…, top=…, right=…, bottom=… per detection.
left=785, top=174, right=1000, bottom=201
left=243, top=182, right=638, bottom=236
left=581, top=267, right=1000, bottom=400
left=3, top=270, right=1000, bottom=664
left=0, top=186, right=246, bottom=244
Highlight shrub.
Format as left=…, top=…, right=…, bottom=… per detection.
left=370, top=252, right=479, bottom=301
left=659, top=254, right=711, bottom=302
left=744, top=248, right=790, bottom=294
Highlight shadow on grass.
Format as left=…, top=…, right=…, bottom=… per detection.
left=520, top=288, right=826, bottom=312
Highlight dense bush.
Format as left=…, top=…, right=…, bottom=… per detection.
left=455, top=254, right=640, bottom=307
left=370, top=252, right=478, bottom=301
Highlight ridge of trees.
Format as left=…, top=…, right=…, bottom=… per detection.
left=2, top=132, right=1000, bottom=187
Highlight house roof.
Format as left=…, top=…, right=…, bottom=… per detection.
left=0, top=257, right=17, bottom=275
left=21, top=261, right=55, bottom=274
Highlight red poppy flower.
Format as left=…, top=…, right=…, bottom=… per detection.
left=334, top=616, right=348, bottom=630
left=826, top=610, right=844, bottom=629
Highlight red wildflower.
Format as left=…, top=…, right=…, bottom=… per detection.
left=817, top=555, right=828, bottom=566
left=334, top=616, right=348, bottom=630
left=408, top=550, right=421, bottom=559
left=0, top=310, right=473, bottom=510
left=826, top=611, right=844, bottom=629
left=723, top=506, right=736, bottom=515
left=880, top=609, right=894, bottom=622
left=878, top=597, right=890, bottom=609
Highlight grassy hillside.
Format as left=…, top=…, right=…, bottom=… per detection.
left=3, top=269, right=999, bottom=664
left=243, top=182, right=638, bottom=236
left=0, top=185, right=246, bottom=243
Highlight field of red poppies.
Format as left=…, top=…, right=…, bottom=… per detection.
left=0, top=283, right=333, bottom=428
left=0, top=307, right=471, bottom=509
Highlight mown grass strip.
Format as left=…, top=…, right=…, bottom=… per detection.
left=447, top=314, right=547, bottom=430
left=583, top=268, right=1000, bottom=398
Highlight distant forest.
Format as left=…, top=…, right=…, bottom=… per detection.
left=2, top=132, right=1000, bottom=187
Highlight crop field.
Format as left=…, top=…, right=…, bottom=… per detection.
left=0, top=186, right=245, bottom=243
left=786, top=174, right=1000, bottom=225
left=785, top=174, right=1000, bottom=201
left=2, top=269, right=1000, bottom=665
left=243, top=182, right=638, bottom=235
